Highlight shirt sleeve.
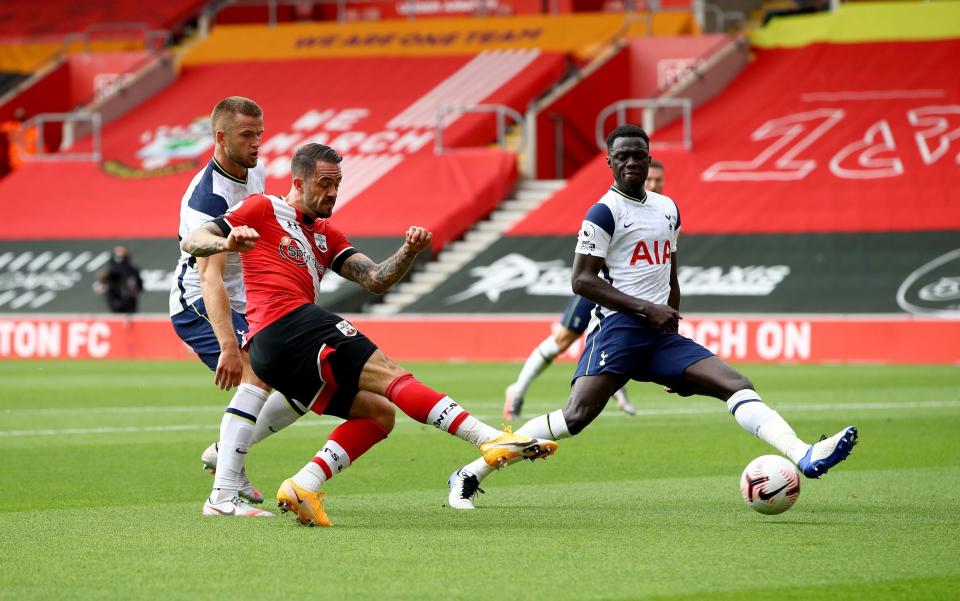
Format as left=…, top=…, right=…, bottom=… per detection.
left=223, top=194, right=266, bottom=230
left=325, top=225, right=358, bottom=274
left=185, top=192, right=228, bottom=233
left=575, top=202, right=615, bottom=258
left=672, top=201, right=681, bottom=251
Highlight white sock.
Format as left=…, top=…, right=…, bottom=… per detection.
left=427, top=397, right=500, bottom=446
left=292, top=440, right=352, bottom=492
left=516, top=409, right=571, bottom=441
left=513, top=336, right=561, bottom=397
left=292, top=462, right=327, bottom=492
left=726, top=389, right=808, bottom=464
left=250, top=391, right=301, bottom=445
left=212, top=384, right=268, bottom=499
left=461, top=457, right=495, bottom=482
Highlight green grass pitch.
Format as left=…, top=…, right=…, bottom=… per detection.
left=1, top=360, right=958, bottom=600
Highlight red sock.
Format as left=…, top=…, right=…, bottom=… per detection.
left=385, top=374, right=444, bottom=423
left=310, top=418, right=389, bottom=478
left=386, top=374, right=470, bottom=434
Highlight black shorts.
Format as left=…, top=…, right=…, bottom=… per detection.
left=248, top=304, right=378, bottom=419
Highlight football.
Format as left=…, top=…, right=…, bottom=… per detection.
left=740, top=455, right=801, bottom=515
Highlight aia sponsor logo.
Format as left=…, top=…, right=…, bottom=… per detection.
left=630, top=240, right=672, bottom=266
left=897, top=249, right=960, bottom=316
left=278, top=236, right=308, bottom=266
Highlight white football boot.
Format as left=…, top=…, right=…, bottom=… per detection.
left=612, top=387, right=637, bottom=415
left=503, top=383, right=524, bottom=421
left=202, top=495, right=273, bottom=517
left=448, top=469, right=484, bottom=510
left=200, top=442, right=264, bottom=503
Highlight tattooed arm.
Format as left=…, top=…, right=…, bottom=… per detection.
left=339, top=225, right=432, bottom=295
left=180, top=221, right=260, bottom=257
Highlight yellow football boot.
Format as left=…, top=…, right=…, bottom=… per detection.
left=479, top=426, right=558, bottom=468
left=276, top=478, right=333, bottom=527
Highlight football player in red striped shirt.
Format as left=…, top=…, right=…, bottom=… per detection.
left=181, top=143, right=559, bottom=525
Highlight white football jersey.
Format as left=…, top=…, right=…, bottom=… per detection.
left=169, top=159, right=266, bottom=316
left=575, top=186, right=680, bottom=317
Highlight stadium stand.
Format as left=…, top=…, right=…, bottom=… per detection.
left=0, top=0, right=205, bottom=95
left=0, top=14, right=617, bottom=316
left=529, top=33, right=743, bottom=180
left=0, top=51, right=564, bottom=242
left=182, top=12, right=696, bottom=65
left=390, top=2, right=960, bottom=362
left=0, top=1, right=207, bottom=37
left=3, top=2, right=954, bottom=364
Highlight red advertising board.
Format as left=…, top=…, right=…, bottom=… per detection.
left=1, top=315, right=956, bottom=364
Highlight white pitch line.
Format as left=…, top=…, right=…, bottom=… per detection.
left=0, top=400, right=957, bottom=438
left=0, top=406, right=226, bottom=416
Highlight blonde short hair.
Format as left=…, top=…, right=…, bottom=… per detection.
left=210, top=96, right=262, bottom=135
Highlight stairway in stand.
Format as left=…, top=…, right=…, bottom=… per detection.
left=368, top=178, right=566, bottom=315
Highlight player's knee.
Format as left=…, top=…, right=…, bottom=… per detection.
left=360, top=349, right=410, bottom=394
left=730, top=375, right=754, bottom=393
left=371, top=350, right=405, bottom=377
left=374, top=402, right=396, bottom=433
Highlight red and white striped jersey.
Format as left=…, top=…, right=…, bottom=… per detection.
left=223, top=194, right=356, bottom=339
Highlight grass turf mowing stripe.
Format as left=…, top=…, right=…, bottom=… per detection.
left=2, top=399, right=957, bottom=437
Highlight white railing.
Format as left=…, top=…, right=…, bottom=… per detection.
left=21, top=113, right=102, bottom=162
left=595, top=98, right=693, bottom=151
left=434, top=104, right=524, bottom=154
left=60, top=22, right=171, bottom=52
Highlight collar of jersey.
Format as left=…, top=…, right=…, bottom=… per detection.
left=610, top=185, right=647, bottom=203
left=211, top=158, right=248, bottom=184
left=278, top=196, right=317, bottom=227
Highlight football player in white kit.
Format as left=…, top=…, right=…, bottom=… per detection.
left=170, top=96, right=281, bottom=516
left=448, top=125, right=858, bottom=509
left=502, top=159, right=665, bottom=421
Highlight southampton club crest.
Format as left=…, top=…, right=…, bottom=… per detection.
left=336, top=319, right=358, bottom=337
left=314, top=233, right=328, bottom=253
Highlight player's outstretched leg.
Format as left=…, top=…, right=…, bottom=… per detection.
left=796, top=426, right=858, bottom=479
left=383, top=372, right=558, bottom=465
left=724, top=389, right=858, bottom=479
